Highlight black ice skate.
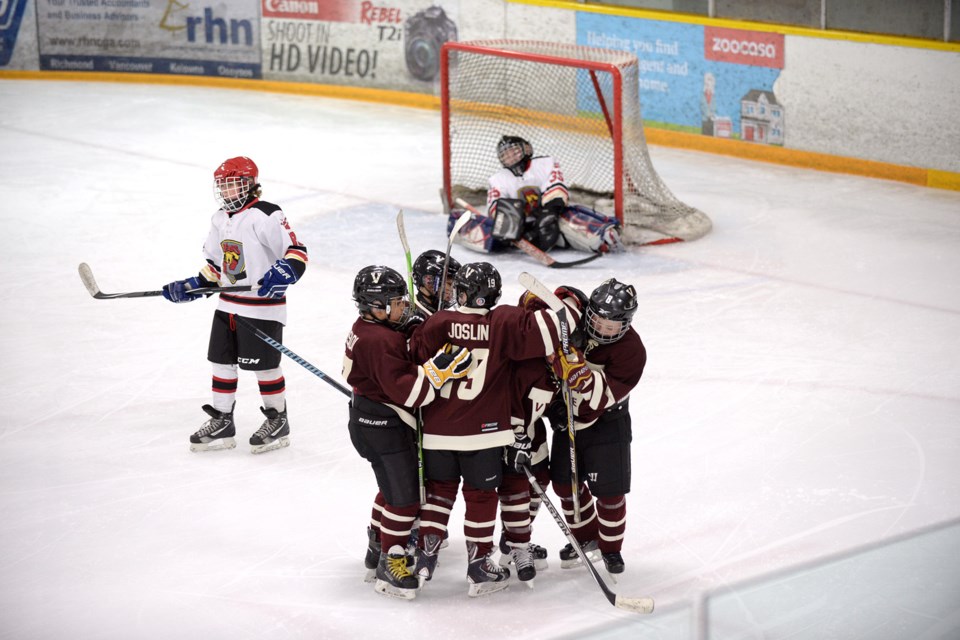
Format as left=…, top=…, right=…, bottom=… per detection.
left=249, top=406, right=290, bottom=454
left=507, top=545, right=536, bottom=587
left=602, top=551, right=625, bottom=575
left=189, top=404, right=237, bottom=452
left=498, top=532, right=548, bottom=571
left=414, top=532, right=443, bottom=587
left=374, top=544, right=419, bottom=600
left=364, top=526, right=381, bottom=583
left=559, top=539, right=601, bottom=569
left=466, top=542, right=510, bottom=597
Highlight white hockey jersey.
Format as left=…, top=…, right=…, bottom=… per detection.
left=198, top=199, right=308, bottom=325
left=486, top=155, right=569, bottom=216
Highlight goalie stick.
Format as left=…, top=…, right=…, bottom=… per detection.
left=78, top=263, right=252, bottom=300
left=519, top=271, right=582, bottom=522
left=521, top=464, right=654, bottom=614
left=395, top=209, right=426, bottom=505
left=453, top=198, right=602, bottom=269
left=231, top=315, right=351, bottom=398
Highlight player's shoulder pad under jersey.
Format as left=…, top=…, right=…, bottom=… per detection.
left=251, top=201, right=282, bottom=216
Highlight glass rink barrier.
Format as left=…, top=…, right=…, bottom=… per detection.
left=576, top=518, right=960, bottom=640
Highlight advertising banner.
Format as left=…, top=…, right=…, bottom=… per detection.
left=1, top=0, right=30, bottom=66
left=577, top=13, right=785, bottom=143
left=36, top=0, right=261, bottom=78
left=261, top=0, right=460, bottom=93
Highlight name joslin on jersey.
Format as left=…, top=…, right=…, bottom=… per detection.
left=448, top=323, right=490, bottom=342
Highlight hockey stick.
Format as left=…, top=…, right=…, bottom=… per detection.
left=454, top=199, right=602, bottom=269
left=396, top=209, right=426, bottom=506
left=518, top=271, right=581, bottom=522
left=396, top=210, right=416, bottom=309
left=438, top=206, right=473, bottom=303
left=521, top=464, right=654, bottom=614
left=232, top=315, right=351, bottom=398
left=78, top=263, right=252, bottom=300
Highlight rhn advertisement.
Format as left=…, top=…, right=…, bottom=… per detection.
left=261, top=0, right=460, bottom=93
left=577, top=13, right=785, bottom=144
left=36, top=0, right=262, bottom=78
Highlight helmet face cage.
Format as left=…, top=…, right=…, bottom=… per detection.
left=213, top=156, right=259, bottom=212
left=353, top=266, right=409, bottom=325
left=497, top=136, right=533, bottom=177
left=414, top=250, right=461, bottom=309
left=585, top=279, right=638, bottom=344
left=454, top=262, right=502, bottom=309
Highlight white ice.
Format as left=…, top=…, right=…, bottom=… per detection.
left=1, top=80, right=959, bottom=639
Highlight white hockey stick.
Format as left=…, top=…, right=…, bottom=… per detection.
left=438, top=207, right=473, bottom=303
left=454, top=198, right=602, bottom=268
left=519, top=271, right=583, bottom=522
left=521, top=464, right=654, bottom=613
left=78, top=263, right=251, bottom=299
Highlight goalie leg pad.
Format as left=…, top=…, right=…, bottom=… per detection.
left=559, top=205, right=622, bottom=253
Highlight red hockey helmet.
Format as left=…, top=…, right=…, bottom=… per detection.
left=213, top=156, right=259, bottom=212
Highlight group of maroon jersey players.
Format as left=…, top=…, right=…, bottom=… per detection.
left=343, top=250, right=646, bottom=600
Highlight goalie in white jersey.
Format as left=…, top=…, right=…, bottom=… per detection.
left=449, top=135, right=623, bottom=254
left=162, top=156, right=308, bottom=454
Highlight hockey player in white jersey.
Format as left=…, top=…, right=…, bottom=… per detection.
left=449, top=135, right=623, bottom=254
left=162, top=156, right=308, bottom=454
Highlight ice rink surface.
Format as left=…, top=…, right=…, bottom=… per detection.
left=1, top=80, right=959, bottom=639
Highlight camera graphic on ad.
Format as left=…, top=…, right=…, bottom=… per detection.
left=404, top=5, right=457, bottom=82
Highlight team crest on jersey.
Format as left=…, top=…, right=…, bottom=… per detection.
left=519, top=187, right=541, bottom=214
left=221, top=240, right=247, bottom=284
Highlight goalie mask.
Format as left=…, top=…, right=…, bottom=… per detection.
left=585, top=278, right=638, bottom=344
left=454, top=262, right=501, bottom=309
left=413, top=250, right=461, bottom=312
left=214, top=156, right=261, bottom=213
left=497, top=135, right=533, bottom=177
left=353, top=265, right=410, bottom=326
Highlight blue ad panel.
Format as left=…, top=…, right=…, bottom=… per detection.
left=577, top=12, right=783, bottom=140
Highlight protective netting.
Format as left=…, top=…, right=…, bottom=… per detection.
left=443, top=40, right=711, bottom=243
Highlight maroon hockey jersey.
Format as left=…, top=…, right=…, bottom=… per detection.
left=409, top=305, right=563, bottom=451
left=571, top=327, right=646, bottom=428
left=343, top=317, right=436, bottom=430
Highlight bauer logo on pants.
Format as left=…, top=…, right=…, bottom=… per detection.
left=221, top=240, right=247, bottom=284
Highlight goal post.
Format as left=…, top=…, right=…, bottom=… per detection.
left=441, top=39, right=711, bottom=244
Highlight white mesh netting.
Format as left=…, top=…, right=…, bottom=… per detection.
left=444, top=40, right=711, bottom=243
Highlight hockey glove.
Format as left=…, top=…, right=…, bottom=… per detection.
left=422, top=344, right=472, bottom=389
left=396, top=313, right=425, bottom=336
left=162, top=276, right=206, bottom=303
left=551, top=347, right=592, bottom=392
left=523, top=209, right=561, bottom=251
left=257, top=259, right=299, bottom=298
left=518, top=290, right=549, bottom=312
left=504, top=429, right=533, bottom=473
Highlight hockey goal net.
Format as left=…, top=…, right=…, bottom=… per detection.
left=441, top=40, right=711, bottom=244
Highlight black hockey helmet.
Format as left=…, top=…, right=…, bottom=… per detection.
left=585, top=278, right=638, bottom=344
left=497, top=135, right=533, bottom=177
left=454, top=262, right=502, bottom=309
left=414, top=250, right=461, bottom=312
left=353, top=265, right=408, bottom=319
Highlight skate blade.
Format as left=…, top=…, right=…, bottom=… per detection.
left=374, top=579, right=417, bottom=600
left=467, top=580, right=510, bottom=598
left=560, top=550, right=601, bottom=569
left=521, top=577, right=535, bottom=589
left=534, top=558, right=548, bottom=571
left=250, top=436, right=290, bottom=454
left=363, top=568, right=376, bottom=584
left=189, top=437, right=237, bottom=453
